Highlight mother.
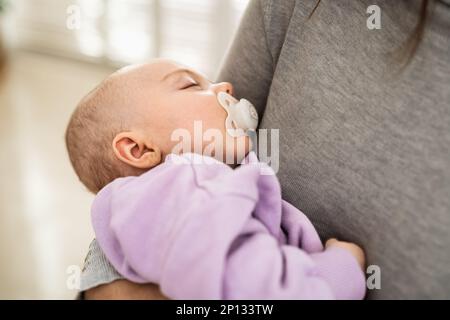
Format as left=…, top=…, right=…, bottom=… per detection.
left=81, top=0, right=450, bottom=299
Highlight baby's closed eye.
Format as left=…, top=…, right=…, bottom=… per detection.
left=180, top=80, right=200, bottom=90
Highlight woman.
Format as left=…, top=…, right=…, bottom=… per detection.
left=81, top=0, right=450, bottom=299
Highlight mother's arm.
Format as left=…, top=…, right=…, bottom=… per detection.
left=84, top=280, right=167, bottom=300
left=84, top=0, right=279, bottom=299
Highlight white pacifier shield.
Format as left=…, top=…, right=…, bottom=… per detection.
left=217, top=92, right=258, bottom=137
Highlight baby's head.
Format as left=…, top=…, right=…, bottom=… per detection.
left=66, top=59, right=254, bottom=193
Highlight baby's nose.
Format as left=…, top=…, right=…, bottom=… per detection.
left=214, top=82, right=234, bottom=96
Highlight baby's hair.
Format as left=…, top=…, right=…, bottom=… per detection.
left=65, top=75, right=143, bottom=194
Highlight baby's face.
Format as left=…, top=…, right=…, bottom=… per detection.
left=113, top=59, right=251, bottom=164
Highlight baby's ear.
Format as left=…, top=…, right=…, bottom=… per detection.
left=112, top=132, right=162, bottom=169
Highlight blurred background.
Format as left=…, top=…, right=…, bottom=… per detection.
left=0, top=0, right=249, bottom=299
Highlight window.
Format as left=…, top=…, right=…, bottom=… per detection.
left=6, top=0, right=250, bottom=77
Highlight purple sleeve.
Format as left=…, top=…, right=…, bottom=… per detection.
left=223, top=216, right=365, bottom=299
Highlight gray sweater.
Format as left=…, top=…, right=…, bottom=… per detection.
left=81, top=0, right=450, bottom=299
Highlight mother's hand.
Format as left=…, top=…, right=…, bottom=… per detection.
left=84, top=280, right=167, bottom=300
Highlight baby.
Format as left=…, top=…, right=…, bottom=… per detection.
left=66, top=59, right=366, bottom=299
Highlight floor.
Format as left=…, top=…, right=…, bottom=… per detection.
left=0, top=50, right=115, bottom=299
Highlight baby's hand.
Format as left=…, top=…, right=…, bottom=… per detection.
left=325, top=238, right=365, bottom=270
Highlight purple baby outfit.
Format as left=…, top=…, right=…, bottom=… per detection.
left=91, top=152, right=366, bottom=299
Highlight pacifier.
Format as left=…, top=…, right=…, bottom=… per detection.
left=217, top=92, right=259, bottom=137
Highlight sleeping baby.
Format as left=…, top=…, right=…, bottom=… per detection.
left=65, top=59, right=366, bottom=299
